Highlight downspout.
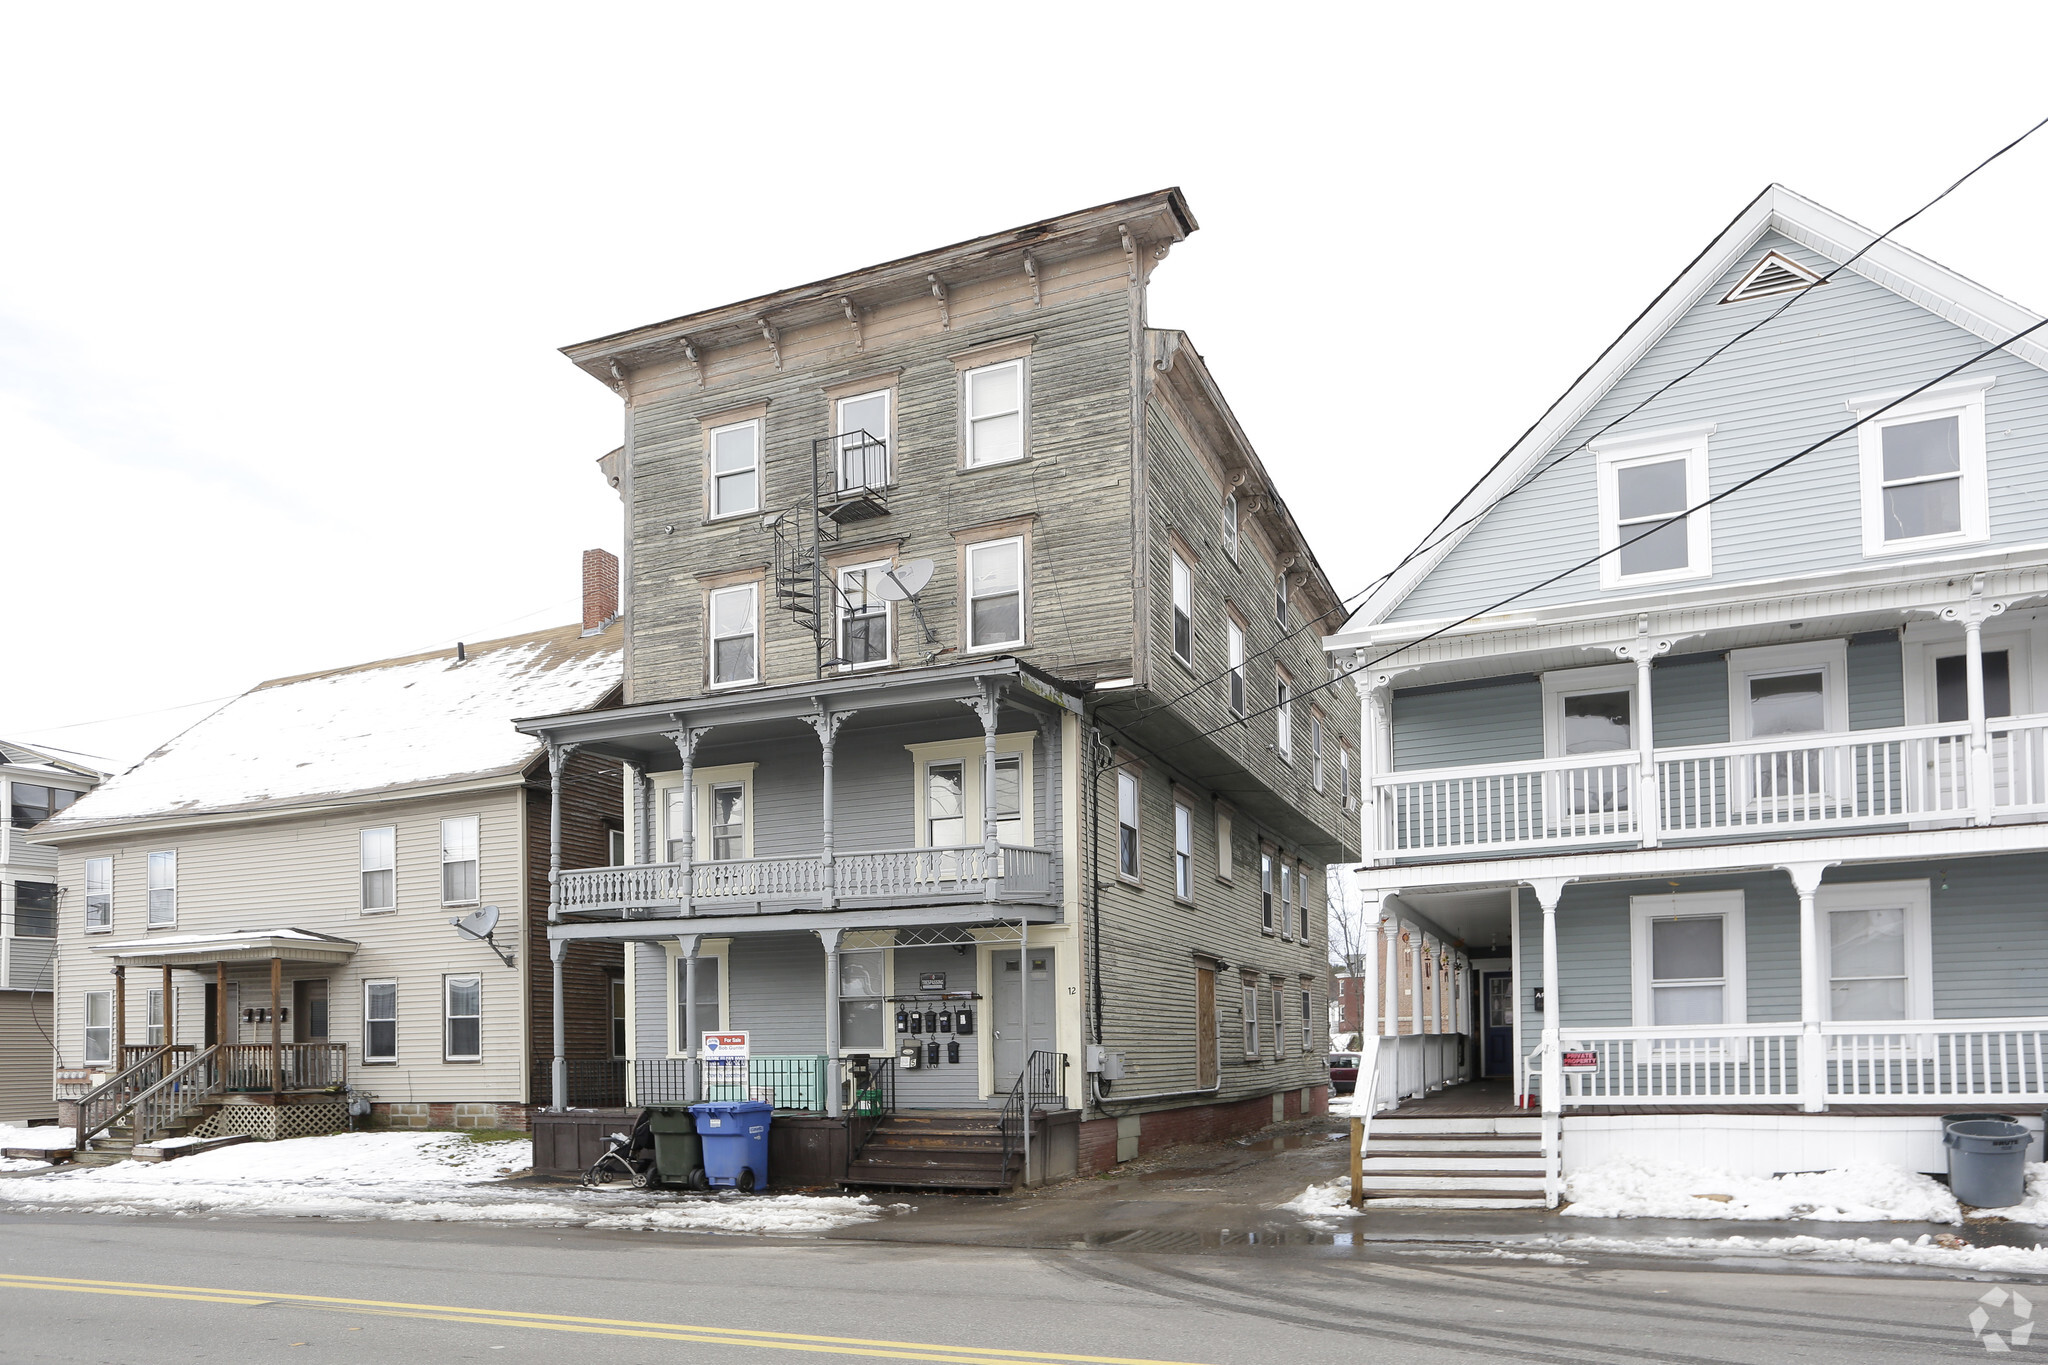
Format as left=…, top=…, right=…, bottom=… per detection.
left=612, top=359, right=636, bottom=701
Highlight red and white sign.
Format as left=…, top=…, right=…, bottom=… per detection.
left=701, top=1031, right=750, bottom=1059
left=1561, top=1049, right=1598, bottom=1072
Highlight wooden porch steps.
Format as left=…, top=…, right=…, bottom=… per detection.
left=1358, top=1114, right=1547, bottom=1209
left=842, top=1112, right=1017, bottom=1192
left=73, top=1109, right=209, bottom=1167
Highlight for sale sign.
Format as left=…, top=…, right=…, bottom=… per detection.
left=1561, top=1049, right=1598, bottom=1072
left=701, top=1031, right=750, bottom=1059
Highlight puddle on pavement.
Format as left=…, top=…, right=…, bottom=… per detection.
left=1233, top=1135, right=1316, bottom=1153
left=1073, top=1227, right=1339, bottom=1251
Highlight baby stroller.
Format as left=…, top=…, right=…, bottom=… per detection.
left=581, top=1109, right=657, bottom=1189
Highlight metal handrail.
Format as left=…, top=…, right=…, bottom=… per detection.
left=998, top=1050, right=1069, bottom=1185
left=848, top=1058, right=896, bottom=1160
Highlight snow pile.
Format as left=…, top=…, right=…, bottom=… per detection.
left=0, top=1132, right=889, bottom=1235
left=0, top=1125, right=78, bottom=1150
left=1554, top=1232, right=2048, bottom=1275
left=0, top=1158, right=52, bottom=1173
left=1282, top=1178, right=1358, bottom=1226
left=1562, top=1156, right=1963, bottom=1222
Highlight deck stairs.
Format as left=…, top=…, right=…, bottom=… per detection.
left=841, top=1111, right=1018, bottom=1192
left=1356, top=1112, right=1546, bottom=1209
left=70, top=1110, right=209, bottom=1167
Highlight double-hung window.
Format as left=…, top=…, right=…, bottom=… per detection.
left=440, top=817, right=479, bottom=905
left=364, top=980, right=398, bottom=1063
left=1340, top=743, right=1355, bottom=813
left=1275, top=670, right=1293, bottom=760
left=1172, top=801, right=1193, bottom=901
left=1818, top=881, right=1933, bottom=1022
left=1310, top=713, right=1325, bottom=792
left=994, top=756, right=1023, bottom=844
left=709, top=583, right=760, bottom=686
left=838, top=564, right=891, bottom=668
left=14, top=881, right=56, bottom=937
left=146, top=988, right=164, bottom=1046
left=84, top=857, right=112, bottom=932
left=966, top=539, right=1024, bottom=649
left=146, top=851, right=177, bottom=927
left=838, top=949, right=886, bottom=1049
left=1116, top=770, right=1139, bottom=880
left=708, top=418, right=760, bottom=518
left=1300, top=989, right=1313, bottom=1054
left=1593, top=426, right=1713, bottom=587
left=926, top=763, right=966, bottom=847
left=83, top=990, right=112, bottom=1065
left=1279, top=861, right=1293, bottom=938
left=444, top=975, right=482, bottom=1060
left=1271, top=984, right=1287, bottom=1056
left=964, top=359, right=1025, bottom=467
left=1629, top=892, right=1746, bottom=1028
left=1853, top=378, right=1992, bottom=556
left=835, top=390, right=891, bottom=491
left=1222, top=493, right=1239, bottom=561
left=1275, top=572, right=1289, bottom=628
left=360, top=827, right=395, bottom=912
left=1170, top=552, right=1193, bottom=666
left=1297, top=861, right=1312, bottom=940
left=1242, top=978, right=1260, bottom=1057
left=1227, top=617, right=1246, bottom=715
left=1260, top=851, right=1275, bottom=932
left=710, top=785, right=745, bottom=861
left=1215, top=808, right=1233, bottom=880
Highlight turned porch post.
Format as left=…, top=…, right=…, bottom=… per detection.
left=1615, top=617, right=1673, bottom=848
left=112, top=965, right=126, bottom=1063
left=1784, top=861, right=1837, bottom=1114
left=1943, top=576, right=2006, bottom=827
left=663, top=726, right=709, bottom=913
left=215, top=962, right=227, bottom=1051
left=1527, top=877, right=1571, bottom=1210
left=818, top=927, right=843, bottom=1118
left=269, top=956, right=282, bottom=1099
left=806, top=705, right=853, bottom=910
left=546, top=741, right=578, bottom=924
left=962, top=682, right=1002, bottom=900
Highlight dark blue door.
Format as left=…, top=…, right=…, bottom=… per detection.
left=1481, top=972, right=1513, bottom=1077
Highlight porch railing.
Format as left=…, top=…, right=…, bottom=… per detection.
left=630, top=1055, right=830, bottom=1111
left=848, top=1057, right=896, bottom=1160
left=1376, top=754, right=1638, bottom=855
left=694, top=856, right=825, bottom=903
left=131, top=1046, right=225, bottom=1145
left=1549, top=1025, right=1803, bottom=1103
left=1655, top=723, right=1972, bottom=835
left=218, top=1043, right=347, bottom=1093
left=531, top=1059, right=627, bottom=1109
left=71, top=1046, right=198, bottom=1148
left=997, top=1050, right=1069, bottom=1186
left=1823, top=1020, right=2048, bottom=1102
left=557, top=844, right=1056, bottom=916
left=558, top=864, right=686, bottom=913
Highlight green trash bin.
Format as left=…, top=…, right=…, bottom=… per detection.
left=644, top=1105, right=708, bottom=1190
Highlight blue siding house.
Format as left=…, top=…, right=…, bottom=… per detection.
left=1329, top=186, right=2048, bottom=1206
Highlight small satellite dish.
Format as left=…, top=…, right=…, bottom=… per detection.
left=876, top=558, right=934, bottom=602
left=450, top=904, right=515, bottom=967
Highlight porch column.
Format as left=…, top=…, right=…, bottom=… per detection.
left=163, top=965, right=174, bottom=1047
left=962, top=682, right=1001, bottom=901
left=1616, top=616, right=1672, bottom=848
left=1353, top=881, right=1382, bottom=1107
left=545, top=742, right=578, bottom=924
left=818, top=928, right=843, bottom=1118
left=1510, top=886, right=1525, bottom=1105
left=1407, top=924, right=1423, bottom=1044
left=269, top=956, right=282, bottom=1099
left=112, top=965, right=126, bottom=1063
left=1360, top=674, right=1391, bottom=865
left=548, top=938, right=567, bottom=1110
left=634, top=766, right=655, bottom=864
left=677, top=934, right=700, bottom=1104
left=1381, top=913, right=1399, bottom=1041
left=663, top=727, right=709, bottom=913
left=1943, top=576, right=2006, bottom=827
left=1784, top=861, right=1837, bottom=1114
left=806, top=706, right=853, bottom=909
left=215, top=962, right=228, bottom=1051
left=1527, top=878, right=1571, bottom=1210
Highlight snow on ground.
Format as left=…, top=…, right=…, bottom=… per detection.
left=0, top=1131, right=892, bottom=1235
left=0, top=1125, right=78, bottom=1149
left=1282, top=1176, right=1357, bottom=1227
left=1561, top=1156, right=1969, bottom=1223
left=1550, top=1232, right=2048, bottom=1276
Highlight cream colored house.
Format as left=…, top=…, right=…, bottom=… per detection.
left=34, top=606, right=624, bottom=1145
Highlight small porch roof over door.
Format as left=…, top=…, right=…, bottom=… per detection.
left=87, top=927, right=360, bottom=969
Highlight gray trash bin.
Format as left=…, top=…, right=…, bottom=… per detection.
left=1943, top=1118, right=2030, bottom=1208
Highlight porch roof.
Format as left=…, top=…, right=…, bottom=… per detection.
left=89, top=927, right=360, bottom=969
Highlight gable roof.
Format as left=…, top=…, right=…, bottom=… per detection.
left=0, top=738, right=110, bottom=782
left=39, top=622, right=621, bottom=834
left=1342, top=184, right=2048, bottom=638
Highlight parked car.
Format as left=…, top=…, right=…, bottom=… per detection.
left=1326, top=1052, right=1360, bottom=1094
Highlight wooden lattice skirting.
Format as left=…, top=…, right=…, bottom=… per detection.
left=192, top=1101, right=349, bottom=1142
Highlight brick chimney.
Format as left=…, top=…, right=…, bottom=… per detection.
left=582, top=548, right=620, bottom=635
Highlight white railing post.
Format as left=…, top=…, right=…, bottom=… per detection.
left=1942, top=576, right=2007, bottom=827
left=1783, top=861, right=1837, bottom=1112
left=663, top=726, right=708, bottom=915
left=1614, top=616, right=1673, bottom=849
left=1528, top=877, right=1571, bottom=1208
left=1361, top=673, right=1391, bottom=865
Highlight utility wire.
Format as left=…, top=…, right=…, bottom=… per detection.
left=1118, top=112, right=2048, bottom=734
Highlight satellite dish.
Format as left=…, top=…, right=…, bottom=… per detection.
left=876, top=558, right=934, bottom=602
left=450, top=904, right=515, bottom=967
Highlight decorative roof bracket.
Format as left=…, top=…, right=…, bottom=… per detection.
left=678, top=336, right=705, bottom=386
left=607, top=359, right=629, bottom=398
left=929, top=274, right=950, bottom=329
left=1117, top=223, right=1137, bottom=281
left=759, top=318, right=782, bottom=369
left=841, top=297, right=863, bottom=351
left=1022, top=249, right=1041, bottom=308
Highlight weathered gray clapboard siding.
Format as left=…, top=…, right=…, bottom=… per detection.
left=889, top=946, right=980, bottom=1106
left=1847, top=631, right=1905, bottom=730
left=6, top=938, right=53, bottom=993
left=634, top=941, right=668, bottom=1059
left=1391, top=676, right=1542, bottom=771
left=0, top=991, right=53, bottom=1122
left=1515, top=856, right=2048, bottom=1045
left=1392, top=231, right=2048, bottom=622
left=624, top=256, right=1141, bottom=706
left=1652, top=652, right=1729, bottom=747
left=727, top=934, right=826, bottom=1053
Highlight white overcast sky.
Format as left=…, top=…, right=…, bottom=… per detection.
left=6, top=3, right=2048, bottom=768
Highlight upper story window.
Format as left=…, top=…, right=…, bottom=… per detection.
left=84, top=857, right=112, bottom=932
left=1222, top=493, right=1240, bottom=561
left=14, top=881, right=56, bottom=937
left=1310, top=712, right=1325, bottom=792
left=440, top=816, right=480, bottom=905
left=146, top=850, right=177, bottom=927
left=835, top=390, right=891, bottom=491
left=1297, top=860, right=1312, bottom=940
left=9, top=783, right=78, bottom=829
left=709, top=582, right=760, bottom=686
left=1227, top=615, right=1247, bottom=715
left=1116, top=769, right=1139, bottom=880
left=360, top=827, right=396, bottom=913
left=1339, top=742, right=1355, bottom=814
left=1215, top=806, right=1233, bottom=880
left=1852, top=377, right=1992, bottom=556
left=966, top=538, right=1024, bottom=650
left=838, top=563, right=892, bottom=669
left=709, top=785, right=745, bottom=860
left=964, top=359, right=1026, bottom=467
left=1592, top=425, right=1713, bottom=589
left=1275, top=571, right=1289, bottom=627
left=708, top=417, right=761, bottom=519
left=1279, top=861, right=1293, bottom=938
left=1260, top=849, right=1275, bottom=932
left=1275, top=669, right=1293, bottom=760
left=1172, top=800, right=1193, bottom=901
left=1170, top=551, right=1194, bottom=666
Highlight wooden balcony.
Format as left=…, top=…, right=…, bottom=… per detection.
left=557, top=844, right=1054, bottom=918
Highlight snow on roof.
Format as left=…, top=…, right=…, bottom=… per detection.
left=44, top=622, right=619, bottom=829
left=0, top=738, right=110, bottom=782
left=94, top=927, right=357, bottom=952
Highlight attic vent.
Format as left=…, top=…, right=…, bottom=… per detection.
left=1721, top=250, right=1826, bottom=304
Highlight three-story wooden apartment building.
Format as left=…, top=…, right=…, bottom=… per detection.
left=519, top=189, right=1358, bottom=1187
left=1332, top=186, right=2048, bottom=1207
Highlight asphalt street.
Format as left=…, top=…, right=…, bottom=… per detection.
left=0, top=1210, right=2031, bottom=1364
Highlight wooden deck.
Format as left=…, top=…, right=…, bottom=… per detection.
left=1382, top=1078, right=2017, bottom=1118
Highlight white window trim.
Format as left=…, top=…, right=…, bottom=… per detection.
left=962, top=357, right=1028, bottom=469
left=902, top=736, right=1034, bottom=847
left=443, top=974, right=483, bottom=1062
left=1725, top=639, right=1850, bottom=740
left=707, top=581, right=762, bottom=688
left=1241, top=978, right=1260, bottom=1058
left=1815, top=879, right=1933, bottom=1023
left=1901, top=616, right=2042, bottom=724
left=439, top=815, right=481, bottom=908
left=1222, top=492, right=1240, bottom=562
left=145, top=987, right=165, bottom=1047
left=363, top=978, right=398, bottom=1064
left=1259, top=849, right=1275, bottom=934
left=1226, top=616, right=1247, bottom=716
left=1278, top=860, right=1293, bottom=941
left=1628, top=890, right=1747, bottom=1028
left=1850, top=376, right=1993, bottom=558
left=1170, top=551, right=1194, bottom=668
left=84, top=856, right=112, bottom=934
left=834, top=389, right=893, bottom=490
left=1275, top=670, right=1294, bottom=761
left=656, top=763, right=759, bottom=863
left=836, top=560, right=895, bottom=672
left=1593, top=424, right=1715, bottom=589
left=964, top=536, right=1026, bottom=652
left=360, top=826, right=396, bottom=914
left=1115, top=768, right=1140, bottom=882
left=665, top=939, right=733, bottom=1058
left=1172, top=800, right=1193, bottom=903
left=707, top=416, right=762, bottom=520
left=83, top=989, right=112, bottom=1065
left=146, top=850, right=177, bottom=928
left=1539, top=662, right=1639, bottom=758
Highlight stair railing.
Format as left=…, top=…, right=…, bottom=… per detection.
left=71, top=1046, right=190, bottom=1151
left=130, top=1045, right=225, bottom=1145
left=997, top=1051, right=1070, bottom=1186
left=847, top=1058, right=896, bottom=1161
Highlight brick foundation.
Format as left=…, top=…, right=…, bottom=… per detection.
left=372, top=1101, right=533, bottom=1132
left=1076, top=1084, right=1331, bottom=1175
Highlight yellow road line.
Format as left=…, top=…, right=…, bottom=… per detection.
left=0, top=1274, right=1215, bottom=1365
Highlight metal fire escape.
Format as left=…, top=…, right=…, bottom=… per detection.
left=767, top=428, right=891, bottom=678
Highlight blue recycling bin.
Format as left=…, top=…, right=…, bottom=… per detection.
left=691, top=1100, right=771, bottom=1191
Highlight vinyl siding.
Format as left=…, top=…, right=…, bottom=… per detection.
left=727, top=933, right=825, bottom=1053
left=1391, top=677, right=1543, bottom=771
left=1651, top=652, right=1729, bottom=748
left=888, top=946, right=980, bottom=1106
left=1392, top=231, right=2048, bottom=622
left=0, top=992, right=53, bottom=1122
left=6, top=937, right=53, bottom=993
